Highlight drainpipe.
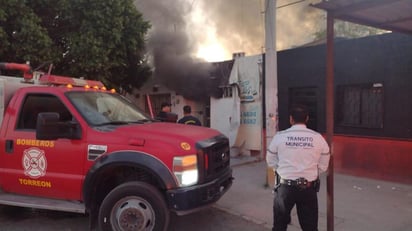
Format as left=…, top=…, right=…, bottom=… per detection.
left=146, top=94, right=154, bottom=118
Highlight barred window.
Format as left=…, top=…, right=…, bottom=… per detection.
left=337, top=83, right=383, bottom=128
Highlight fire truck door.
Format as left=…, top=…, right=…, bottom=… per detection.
left=1, top=93, right=85, bottom=200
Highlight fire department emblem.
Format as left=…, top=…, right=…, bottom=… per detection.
left=22, top=147, right=47, bottom=179
left=180, top=142, right=191, bottom=151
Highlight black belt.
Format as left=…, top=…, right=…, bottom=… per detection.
left=280, top=178, right=314, bottom=189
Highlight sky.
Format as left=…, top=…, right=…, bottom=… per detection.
left=135, top=0, right=325, bottom=62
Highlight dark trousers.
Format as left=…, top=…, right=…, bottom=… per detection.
left=272, top=184, right=318, bottom=231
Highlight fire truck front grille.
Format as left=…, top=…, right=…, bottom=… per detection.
left=198, top=135, right=230, bottom=182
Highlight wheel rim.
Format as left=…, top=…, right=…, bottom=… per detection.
left=110, top=196, right=156, bottom=231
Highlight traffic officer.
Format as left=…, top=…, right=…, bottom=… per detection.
left=266, top=104, right=330, bottom=231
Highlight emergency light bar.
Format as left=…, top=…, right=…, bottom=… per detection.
left=39, top=74, right=104, bottom=88
left=1, top=62, right=112, bottom=91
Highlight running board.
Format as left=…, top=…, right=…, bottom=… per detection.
left=0, top=193, right=86, bottom=214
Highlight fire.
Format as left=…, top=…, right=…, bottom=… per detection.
left=196, top=42, right=227, bottom=62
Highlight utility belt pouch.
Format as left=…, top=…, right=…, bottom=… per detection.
left=296, top=177, right=309, bottom=190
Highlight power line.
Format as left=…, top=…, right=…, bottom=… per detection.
left=277, top=0, right=306, bottom=9
left=264, top=0, right=307, bottom=13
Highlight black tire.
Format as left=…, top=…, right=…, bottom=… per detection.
left=98, top=181, right=170, bottom=231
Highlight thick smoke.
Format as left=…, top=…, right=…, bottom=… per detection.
left=194, top=0, right=265, bottom=57
left=197, top=0, right=324, bottom=53
left=134, top=0, right=213, bottom=101
left=134, top=0, right=323, bottom=99
left=276, top=0, right=325, bottom=49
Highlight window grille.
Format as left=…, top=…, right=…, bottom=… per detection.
left=337, top=83, right=383, bottom=128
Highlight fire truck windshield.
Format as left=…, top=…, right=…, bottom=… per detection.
left=66, top=91, right=152, bottom=126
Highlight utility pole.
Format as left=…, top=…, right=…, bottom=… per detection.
left=264, top=0, right=278, bottom=185
left=264, top=0, right=278, bottom=150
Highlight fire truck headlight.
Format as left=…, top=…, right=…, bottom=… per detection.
left=173, top=155, right=198, bottom=186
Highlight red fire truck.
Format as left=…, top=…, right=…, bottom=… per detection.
left=0, top=63, right=233, bottom=231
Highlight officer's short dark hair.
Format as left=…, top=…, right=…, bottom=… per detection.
left=183, top=105, right=191, bottom=114
left=290, top=104, right=309, bottom=123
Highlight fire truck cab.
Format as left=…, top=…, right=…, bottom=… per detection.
left=0, top=63, right=233, bottom=231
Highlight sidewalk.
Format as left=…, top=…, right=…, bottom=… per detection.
left=215, top=157, right=412, bottom=231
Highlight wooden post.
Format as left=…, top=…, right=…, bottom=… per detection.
left=326, top=12, right=335, bottom=231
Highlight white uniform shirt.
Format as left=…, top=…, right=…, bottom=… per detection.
left=266, top=124, right=330, bottom=181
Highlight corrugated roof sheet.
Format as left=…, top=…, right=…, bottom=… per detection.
left=312, top=0, right=412, bottom=34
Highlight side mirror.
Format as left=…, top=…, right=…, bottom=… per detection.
left=36, top=112, right=82, bottom=140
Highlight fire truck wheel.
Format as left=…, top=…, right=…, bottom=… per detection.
left=98, top=181, right=170, bottom=231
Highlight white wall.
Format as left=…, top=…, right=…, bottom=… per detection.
left=210, top=54, right=263, bottom=156
left=210, top=93, right=240, bottom=148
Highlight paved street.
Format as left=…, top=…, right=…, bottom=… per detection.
left=0, top=205, right=269, bottom=231
left=217, top=157, right=412, bottom=231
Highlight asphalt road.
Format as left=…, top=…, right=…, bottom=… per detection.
left=0, top=205, right=269, bottom=231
